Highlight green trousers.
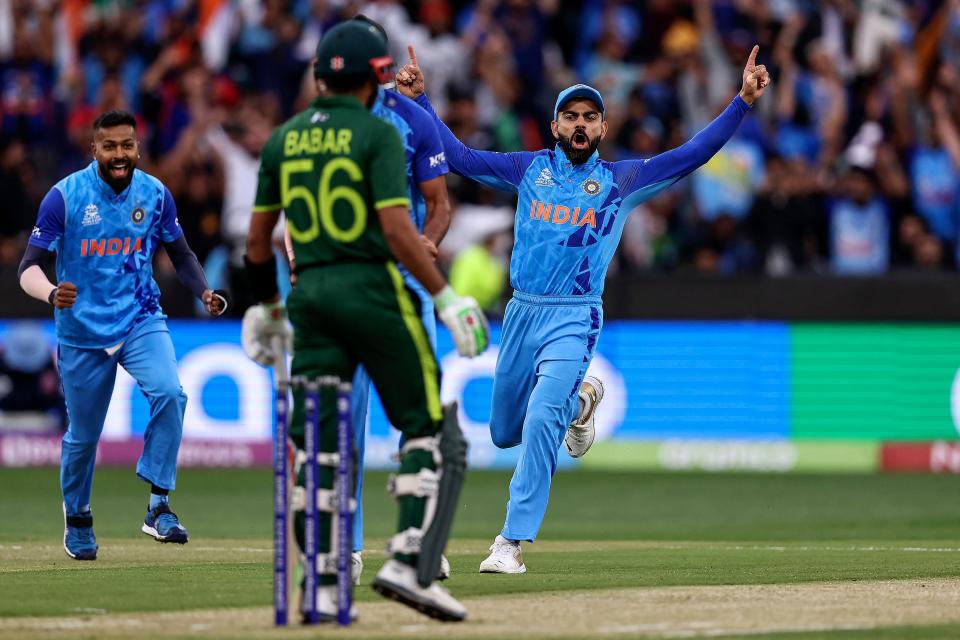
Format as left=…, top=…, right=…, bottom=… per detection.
left=287, top=261, right=441, bottom=580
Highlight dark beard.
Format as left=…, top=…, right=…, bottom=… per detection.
left=97, top=159, right=136, bottom=193
left=557, top=130, right=600, bottom=165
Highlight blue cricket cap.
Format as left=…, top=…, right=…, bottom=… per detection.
left=554, top=84, right=605, bottom=119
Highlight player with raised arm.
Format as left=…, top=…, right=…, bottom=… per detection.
left=396, top=44, right=770, bottom=573
left=346, top=14, right=454, bottom=584
left=241, top=21, right=488, bottom=622
left=17, top=110, right=227, bottom=561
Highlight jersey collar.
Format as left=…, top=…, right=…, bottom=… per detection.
left=553, top=144, right=600, bottom=172
left=311, top=95, right=365, bottom=111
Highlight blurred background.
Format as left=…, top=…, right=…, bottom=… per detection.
left=2, top=0, right=960, bottom=474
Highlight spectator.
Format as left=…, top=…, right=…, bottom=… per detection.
left=829, top=167, right=890, bottom=275
left=2, top=0, right=960, bottom=309
left=748, top=154, right=828, bottom=275
left=691, top=118, right=766, bottom=222
left=909, top=89, right=960, bottom=247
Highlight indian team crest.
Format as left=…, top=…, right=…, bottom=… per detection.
left=582, top=179, right=601, bottom=196
left=131, top=207, right=146, bottom=224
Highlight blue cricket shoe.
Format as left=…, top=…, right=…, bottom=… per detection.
left=63, top=505, right=98, bottom=560
left=141, top=503, right=189, bottom=544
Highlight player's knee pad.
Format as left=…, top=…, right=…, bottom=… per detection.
left=385, top=403, right=468, bottom=587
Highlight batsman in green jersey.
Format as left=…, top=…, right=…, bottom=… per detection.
left=241, top=21, right=489, bottom=623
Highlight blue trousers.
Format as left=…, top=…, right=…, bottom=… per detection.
left=59, top=318, right=186, bottom=516
left=491, top=292, right=602, bottom=541
left=350, top=278, right=436, bottom=551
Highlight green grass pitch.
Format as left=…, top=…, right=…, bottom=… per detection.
left=2, top=467, right=960, bottom=639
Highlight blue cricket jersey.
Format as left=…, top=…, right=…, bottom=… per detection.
left=417, top=93, right=751, bottom=296
left=372, top=88, right=449, bottom=234
left=28, top=161, right=183, bottom=348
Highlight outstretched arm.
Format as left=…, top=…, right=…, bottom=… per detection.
left=617, top=46, right=770, bottom=196
left=397, top=45, right=533, bottom=192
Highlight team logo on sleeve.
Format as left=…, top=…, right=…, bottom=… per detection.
left=131, top=207, right=146, bottom=224
left=581, top=179, right=601, bottom=196
left=31, top=226, right=41, bottom=238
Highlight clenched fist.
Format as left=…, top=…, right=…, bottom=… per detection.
left=50, top=282, right=77, bottom=309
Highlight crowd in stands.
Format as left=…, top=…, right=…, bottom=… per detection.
left=1, top=0, right=959, bottom=318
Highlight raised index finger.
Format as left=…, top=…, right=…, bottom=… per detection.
left=407, top=44, right=419, bottom=68
left=746, top=45, right=759, bottom=68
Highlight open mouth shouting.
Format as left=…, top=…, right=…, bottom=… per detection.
left=571, top=130, right=589, bottom=150
left=109, top=160, right=131, bottom=180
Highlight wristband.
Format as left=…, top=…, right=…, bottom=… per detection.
left=432, top=285, right=458, bottom=312
left=48, top=287, right=57, bottom=305
left=243, top=254, right=280, bottom=302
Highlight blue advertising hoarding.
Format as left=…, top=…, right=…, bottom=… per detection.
left=0, top=319, right=797, bottom=469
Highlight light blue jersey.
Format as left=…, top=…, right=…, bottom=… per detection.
left=28, top=160, right=190, bottom=519
left=417, top=91, right=751, bottom=541
left=416, top=93, right=752, bottom=296
left=28, top=161, right=182, bottom=348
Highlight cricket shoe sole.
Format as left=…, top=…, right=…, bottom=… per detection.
left=372, top=560, right=467, bottom=622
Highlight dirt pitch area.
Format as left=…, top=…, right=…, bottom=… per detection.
left=3, top=577, right=960, bottom=640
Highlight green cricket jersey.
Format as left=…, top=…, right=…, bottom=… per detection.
left=253, top=95, right=410, bottom=269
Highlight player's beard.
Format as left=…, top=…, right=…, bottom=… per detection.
left=98, top=156, right=137, bottom=193
left=557, top=128, right=600, bottom=165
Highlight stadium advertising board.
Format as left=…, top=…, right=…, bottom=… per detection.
left=1, top=320, right=959, bottom=470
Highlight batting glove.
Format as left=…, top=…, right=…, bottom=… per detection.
left=241, top=301, right=292, bottom=366
left=434, top=285, right=490, bottom=358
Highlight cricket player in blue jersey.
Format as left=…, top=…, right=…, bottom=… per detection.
left=397, top=45, right=770, bottom=572
left=17, top=111, right=227, bottom=560
left=350, top=14, right=452, bottom=583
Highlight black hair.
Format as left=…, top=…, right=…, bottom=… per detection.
left=321, top=72, right=376, bottom=93
left=93, top=110, right=137, bottom=131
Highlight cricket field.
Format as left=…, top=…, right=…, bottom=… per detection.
left=2, top=467, right=960, bottom=639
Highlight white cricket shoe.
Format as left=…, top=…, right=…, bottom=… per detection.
left=564, top=375, right=604, bottom=458
left=354, top=549, right=447, bottom=584
left=372, top=559, right=467, bottom=621
left=438, top=554, right=451, bottom=580
left=478, top=535, right=527, bottom=574
left=301, top=585, right=358, bottom=624
left=352, top=551, right=363, bottom=585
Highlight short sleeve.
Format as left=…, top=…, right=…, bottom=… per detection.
left=254, top=129, right=283, bottom=212
left=370, top=122, right=411, bottom=210
left=410, top=105, right=448, bottom=184
left=160, top=186, right=184, bottom=242
left=27, top=188, right=66, bottom=251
